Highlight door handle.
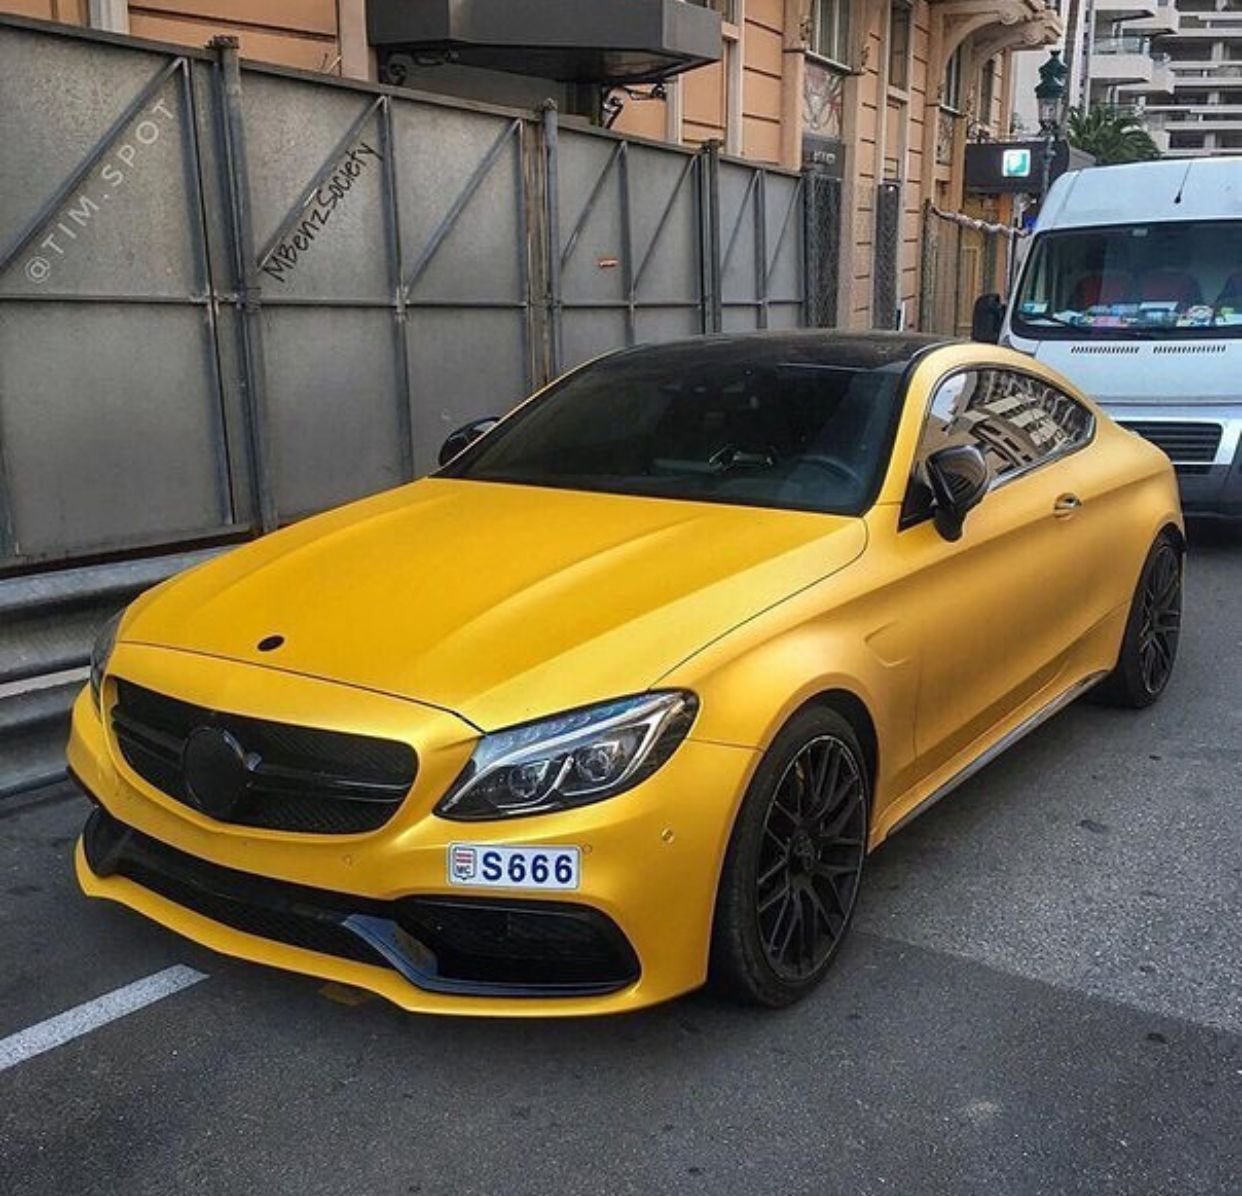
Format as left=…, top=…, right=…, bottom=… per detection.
left=1053, top=493, right=1082, bottom=518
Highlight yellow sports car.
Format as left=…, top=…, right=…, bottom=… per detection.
left=69, top=332, right=1183, bottom=1015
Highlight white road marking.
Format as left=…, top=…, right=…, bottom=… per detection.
left=0, top=965, right=207, bottom=1072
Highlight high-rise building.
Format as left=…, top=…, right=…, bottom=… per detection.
left=1011, top=1, right=1177, bottom=133
left=1144, top=0, right=1242, bottom=156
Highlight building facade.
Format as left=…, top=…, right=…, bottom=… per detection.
left=1146, top=0, right=1242, bottom=155
left=3, top=0, right=1061, bottom=327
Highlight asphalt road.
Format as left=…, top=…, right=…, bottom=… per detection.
left=2, top=527, right=1239, bottom=1196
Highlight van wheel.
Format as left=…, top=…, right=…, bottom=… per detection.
left=710, top=707, right=868, bottom=1008
left=1092, top=531, right=1183, bottom=709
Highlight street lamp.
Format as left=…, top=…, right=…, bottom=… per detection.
left=1035, top=49, right=1068, bottom=199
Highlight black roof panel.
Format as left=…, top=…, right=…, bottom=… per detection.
left=608, top=329, right=955, bottom=373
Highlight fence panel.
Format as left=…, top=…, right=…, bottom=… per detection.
left=554, top=128, right=707, bottom=372
left=0, top=25, right=237, bottom=564
left=763, top=171, right=805, bottom=330
left=393, top=101, right=533, bottom=475
left=717, top=157, right=805, bottom=331
left=240, top=74, right=407, bottom=518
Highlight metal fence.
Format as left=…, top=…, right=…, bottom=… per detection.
left=918, top=200, right=1021, bottom=337
left=872, top=182, right=901, bottom=331
left=803, top=170, right=841, bottom=329
left=0, top=14, right=813, bottom=574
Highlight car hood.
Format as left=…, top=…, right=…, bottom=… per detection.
left=122, top=479, right=866, bottom=730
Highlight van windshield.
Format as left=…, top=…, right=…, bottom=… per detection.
left=1012, top=221, right=1242, bottom=339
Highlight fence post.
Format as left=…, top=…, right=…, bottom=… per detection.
left=755, top=169, right=769, bottom=330
left=0, top=431, right=13, bottom=561
left=212, top=35, right=276, bottom=533
left=800, top=167, right=814, bottom=328
left=378, top=96, right=416, bottom=481
left=702, top=140, right=723, bottom=334
left=540, top=101, right=564, bottom=380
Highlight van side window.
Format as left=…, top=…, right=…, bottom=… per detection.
left=903, top=369, right=1093, bottom=524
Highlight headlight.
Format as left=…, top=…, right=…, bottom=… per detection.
left=89, top=611, right=123, bottom=712
left=436, top=691, right=698, bottom=821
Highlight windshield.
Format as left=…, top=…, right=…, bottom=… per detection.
left=1012, top=221, right=1242, bottom=339
left=441, top=339, right=914, bottom=515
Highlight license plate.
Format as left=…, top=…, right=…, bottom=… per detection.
left=447, top=844, right=580, bottom=891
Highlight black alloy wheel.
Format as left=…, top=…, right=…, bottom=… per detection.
left=1136, top=539, right=1182, bottom=697
left=755, top=735, right=866, bottom=981
left=711, top=706, right=870, bottom=1007
left=1092, top=530, right=1183, bottom=709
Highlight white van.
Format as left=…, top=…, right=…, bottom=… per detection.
left=977, top=158, right=1242, bottom=520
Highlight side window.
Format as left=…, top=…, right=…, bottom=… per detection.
left=903, top=369, right=1093, bottom=523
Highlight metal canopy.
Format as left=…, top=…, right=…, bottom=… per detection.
left=367, top=0, right=721, bottom=84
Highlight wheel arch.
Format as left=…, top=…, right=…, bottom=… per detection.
left=1160, top=520, right=1186, bottom=556
left=794, top=688, right=879, bottom=799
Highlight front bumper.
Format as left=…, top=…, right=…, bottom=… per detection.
left=69, top=649, right=758, bottom=1016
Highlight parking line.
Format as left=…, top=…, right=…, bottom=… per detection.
left=0, top=965, right=207, bottom=1072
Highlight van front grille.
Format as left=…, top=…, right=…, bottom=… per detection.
left=1120, top=421, right=1222, bottom=465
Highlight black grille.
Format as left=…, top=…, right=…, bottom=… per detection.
left=1122, top=420, right=1222, bottom=465
left=399, top=898, right=640, bottom=989
left=81, top=805, right=640, bottom=996
left=111, top=679, right=416, bottom=835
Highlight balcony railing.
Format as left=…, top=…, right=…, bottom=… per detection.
left=1093, top=35, right=1151, bottom=55
left=1172, top=63, right=1242, bottom=78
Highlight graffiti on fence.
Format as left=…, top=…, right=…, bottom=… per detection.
left=23, top=97, right=177, bottom=285
left=259, top=140, right=382, bottom=283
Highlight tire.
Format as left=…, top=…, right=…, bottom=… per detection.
left=709, top=706, right=869, bottom=1008
left=1091, top=530, right=1183, bottom=709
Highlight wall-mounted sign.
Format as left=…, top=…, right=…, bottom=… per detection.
left=801, top=134, right=845, bottom=180
left=964, top=140, right=1093, bottom=194
left=1001, top=147, right=1032, bottom=179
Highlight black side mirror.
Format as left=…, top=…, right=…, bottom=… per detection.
left=971, top=293, right=1004, bottom=344
left=438, top=417, right=499, bottom=467
left=926, top=444, right=990, bottom=542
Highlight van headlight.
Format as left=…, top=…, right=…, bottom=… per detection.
left=436, top=692, right=698, bottom=821
left=89, top=611, right=123, bottom=712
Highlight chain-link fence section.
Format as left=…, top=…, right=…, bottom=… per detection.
left=873, top=182, right=901, bottom=331
left=918, top=200, right=1023, bottom=336
left=803, top=170, right=842, bottom=328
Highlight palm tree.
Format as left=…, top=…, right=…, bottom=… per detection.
left=1067, top=105, right=1161, bottom=164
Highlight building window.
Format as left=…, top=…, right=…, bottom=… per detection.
left=812, top=0, right=852, bottom=69
left=699, top=0, right=739, bottom=23
left=979, top=58, right=995, bottom=121
left=943, top=45, right=966, bottom=113
left=888, top=1, right=912, bottom=91
left=1169, top=132, right=1206, bottom=149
